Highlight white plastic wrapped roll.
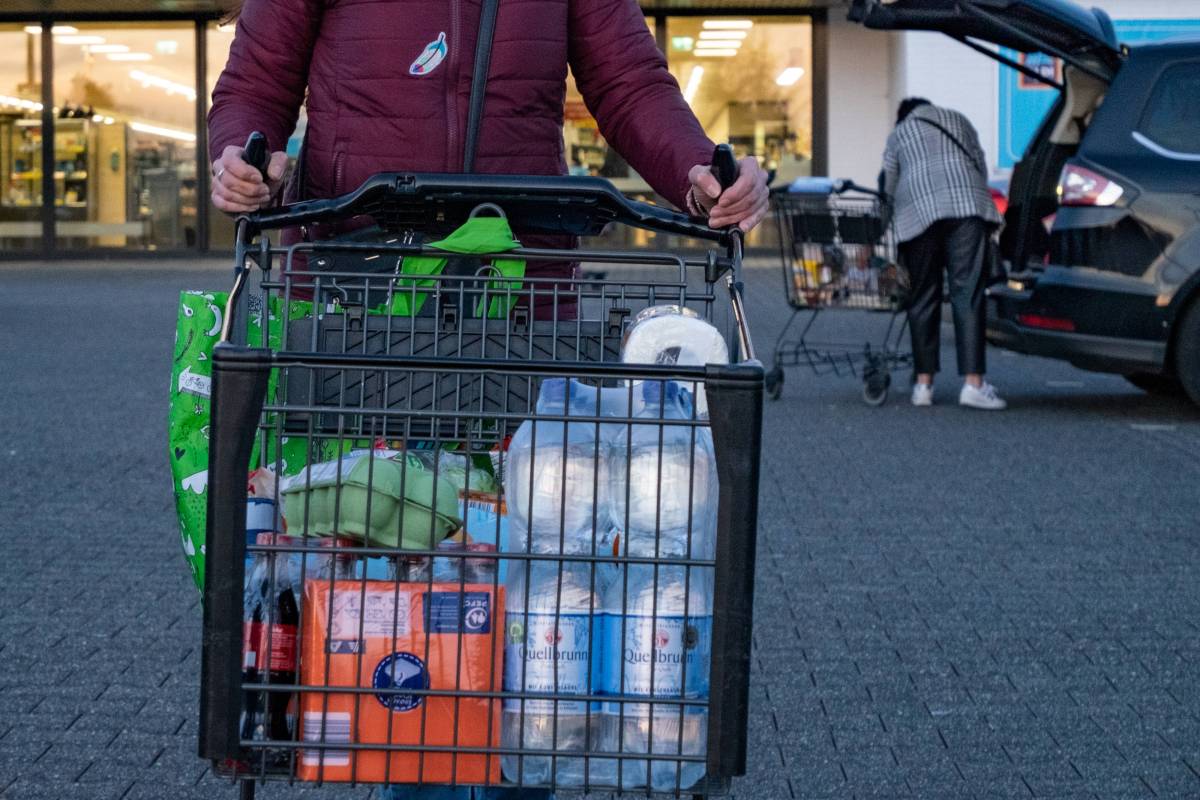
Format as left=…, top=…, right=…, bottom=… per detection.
left=620, top=306, right=729, bottom=417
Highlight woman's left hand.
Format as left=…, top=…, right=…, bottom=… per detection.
left=687, top=156, right=770, bottom=232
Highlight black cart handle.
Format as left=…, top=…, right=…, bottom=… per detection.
left=710, top=143, right=739, bottom=194
left=242, top=131, right=270, bottom=181
left=241, top=171, right=737, bottom=245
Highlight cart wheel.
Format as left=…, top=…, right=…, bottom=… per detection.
left=765, top=367, right=785, bottom=401
left=862, top=372, right=890, bottom=407
left=239, top=779, right=256, bottom=800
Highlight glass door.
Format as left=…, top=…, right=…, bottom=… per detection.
left=0, top=24, right=45, bottom=252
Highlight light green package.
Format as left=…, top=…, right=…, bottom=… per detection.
left=280, top=451, right=463, bottom=549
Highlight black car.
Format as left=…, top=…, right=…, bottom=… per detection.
left=850, top=0, right=1200, bottom=404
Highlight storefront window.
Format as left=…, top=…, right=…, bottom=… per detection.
left=667, top=16, right=813, bottom=184
left=0, top=24, right=44, bottom=251
left=52, top=23, right=197, bottom=249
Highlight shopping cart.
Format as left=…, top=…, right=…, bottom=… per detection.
left=198, top=169, right=764, bottom=799
left=764, top=178, right=912, bottom=405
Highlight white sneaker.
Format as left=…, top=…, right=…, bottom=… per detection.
left=959, top=381, right=1007, bottom=410
left=911, top=383, right=934, bottom=407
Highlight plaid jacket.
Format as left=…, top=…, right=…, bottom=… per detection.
left=882, top=104, right=1002, bottom=243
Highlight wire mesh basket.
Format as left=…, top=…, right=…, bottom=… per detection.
left=198, top=173, right=764, bottom=799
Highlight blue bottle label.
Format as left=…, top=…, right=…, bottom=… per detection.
left=503, top=612, right=594, bottom=715
left=602, top=613, right=711, bottom=718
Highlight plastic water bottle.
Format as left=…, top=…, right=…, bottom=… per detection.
left=608, top=381, right=718, bottom=559
left=505, top=379, right=605, bottom=555
left=501, top=560, right=603, bottom=787
left=599, top=563, right=713, bottom=791
left=506, top=379, right=632, bottom=556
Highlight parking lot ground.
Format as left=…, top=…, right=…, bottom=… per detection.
left=2, top=256, right=1199, bottom=800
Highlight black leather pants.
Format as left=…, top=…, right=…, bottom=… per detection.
left=900, top=216, right=988, bottom=376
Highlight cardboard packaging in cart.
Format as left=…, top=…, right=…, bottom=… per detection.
left=298, top=580, right=505, bottom=785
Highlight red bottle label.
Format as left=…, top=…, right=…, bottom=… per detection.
left=243, top=622, right=298, bottom=673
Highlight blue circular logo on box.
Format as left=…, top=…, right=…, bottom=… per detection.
left=373, top=652, right=428, bottom=712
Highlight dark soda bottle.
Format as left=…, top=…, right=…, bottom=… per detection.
left=240, top=533, right=301, bottom=762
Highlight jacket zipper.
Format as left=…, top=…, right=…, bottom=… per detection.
left=446, top=0, right=461, bottom=170
left=333, top=151, right=346, bottom=196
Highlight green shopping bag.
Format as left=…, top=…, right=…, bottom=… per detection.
left=390, top=215, right=525, bottom=318
left=168, top=292, right=319, bottom=594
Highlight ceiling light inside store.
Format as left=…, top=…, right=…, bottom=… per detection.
left=697, top=39, right=743, bottom=48
left=58, top=35, right=107, bottom=45
left=104, top=116, right=114, bottom=124
left=694, top=48, right=738, bottom=57
left=683, top=65, right=704, bottom=104
left=702, top=20, right=753, bottom=30
left=775, top=67, right=806, bottom=86
left=0, top=95, right=43, bottom=111
left=24, top=25, right=79, bottom=35
left=130, top=69, right=198, bottom=101
left=699, top=30, right=747, bottom=40
left=86, top=44, right=130, bottom=54
left=156, top=40, right=179, bottom=55
left=107, top=53, right=152, bottom=61
left=130, top=121, right=196, bottom=142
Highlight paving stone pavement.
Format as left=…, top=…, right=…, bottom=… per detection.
left=2, top=256, right=1200, bottom=800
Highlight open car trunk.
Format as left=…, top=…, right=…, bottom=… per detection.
left=848, top=0, right=1122, bottom=269
left=1000, top=65, right=1110, bottom=271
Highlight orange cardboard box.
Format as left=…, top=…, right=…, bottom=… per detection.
left=298, top=580, right=504, bottom=785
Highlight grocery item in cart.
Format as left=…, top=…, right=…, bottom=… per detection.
left=620, top=306, right=728, bottom=417
left=241, top=539, right=299, bottom=753
left=241, top=534, right=359, bottom=757
left=280, top=450, right=462, bottom=549
left=502, top=560, right=607, bottom=787
left=505, top=379, right=612, bottom=555
left=434, top=533, right=499, bottom=585
left=297, top=580, right=504, bottom=784
left=608, top=380, right=718, bottom=560
left=599, top=563, right=713, bottom=791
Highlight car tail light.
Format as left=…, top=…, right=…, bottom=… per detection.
left=1057, top=164, right=1125, bottom=207
left=989, top=187, right=1008, bottom=216
left=1018, top=313, right=1076, bottom=332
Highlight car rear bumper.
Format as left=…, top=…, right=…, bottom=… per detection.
left=987, top=281, right=1166, bottom=374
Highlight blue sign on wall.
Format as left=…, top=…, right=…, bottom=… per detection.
left=997, top=19, right=1200, bottom=169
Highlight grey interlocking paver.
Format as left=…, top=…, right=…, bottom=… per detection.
left=3, top=256, right=1200, bottom=800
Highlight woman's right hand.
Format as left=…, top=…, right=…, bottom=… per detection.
left=211, top=144, right=289, bottom=213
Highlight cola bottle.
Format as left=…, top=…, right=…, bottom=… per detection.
left=240, top=533, right=302, bottom=760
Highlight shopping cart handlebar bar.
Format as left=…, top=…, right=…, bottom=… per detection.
left=241, top=172, right=735, bottom=245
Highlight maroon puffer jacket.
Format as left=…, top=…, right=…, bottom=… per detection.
left=209, top=0, right=714, bottom=213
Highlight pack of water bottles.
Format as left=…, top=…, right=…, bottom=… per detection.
left=501, top=376, right=718, bottom=792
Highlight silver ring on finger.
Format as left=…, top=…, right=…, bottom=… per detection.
left=215, top=167, right=226, bottom=180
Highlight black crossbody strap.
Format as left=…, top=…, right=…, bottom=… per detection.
left=463, top=0, right=499, bottom=173
left=915, top=117, right=987, bottom=179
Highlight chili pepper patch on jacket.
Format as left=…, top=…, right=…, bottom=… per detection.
left=409, top=32, right=448, bottom=76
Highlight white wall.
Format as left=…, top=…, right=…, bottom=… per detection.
left=825, top=15, right=894, bottom=185
left=1097, top=0, right=1200, bottom=19
left=822, top=0, right=1200, bottom=183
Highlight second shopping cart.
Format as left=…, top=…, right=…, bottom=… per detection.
left=766, top=178, right=913, bottom=405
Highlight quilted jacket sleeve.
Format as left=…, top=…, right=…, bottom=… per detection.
left=568, top=0, right=714, bottom=211
left=207, top=0, right=322, bottom=163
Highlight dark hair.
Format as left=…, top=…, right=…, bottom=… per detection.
left=220, top=1, right=242, bottom=23
left=897, top=97, right=931, bottom=124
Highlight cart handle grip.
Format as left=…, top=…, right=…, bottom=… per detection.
left=242, top=131, right=270, bottom=181
left=240, top=172, right=735, bottom=244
